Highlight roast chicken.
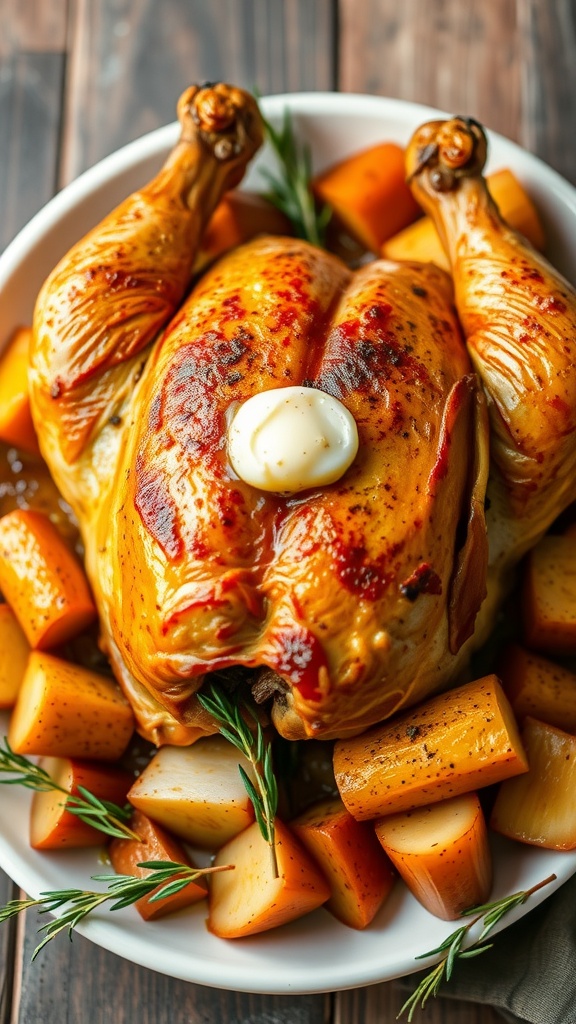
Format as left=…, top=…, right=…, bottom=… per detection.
left=29, top=87, right=576, bottom=744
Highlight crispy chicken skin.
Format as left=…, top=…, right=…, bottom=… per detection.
left=405, top=117, right=576, bottom=634
left=31, top=86, right=491, bottom=744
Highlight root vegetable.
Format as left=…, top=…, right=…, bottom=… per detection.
left=333, top=675, right=528, bottom=820
left=0, top=327, right=40, bottom=455
left=0, top=509, right=96, bottom=649
left=522, top=535, right=576, bottom=654
left=291, top=796, right=395, bottom=929
left=0, top=602, right=29, bottom=708
left=208, top=818, right=330, bottom=939
left=374, top=792, right=492, bottom=920
left=127, top=736, right=257, bottom=849
left=109, top=809, right=208, bottom=920
left=498, top=643, right=576, bottom=731
left=8, top=650, right=134, bottom=760
left=491, top=717, right=576, bottom=850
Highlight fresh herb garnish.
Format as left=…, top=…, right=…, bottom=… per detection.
left=398, top=873, right=557, bottom=1021
left=197, top=683, right=279, bottom=877
left=0, top=738, right=140, bottom=841
left=0, top=861, right=233, bottom=960
left=259, top=107, right=331, bottom=247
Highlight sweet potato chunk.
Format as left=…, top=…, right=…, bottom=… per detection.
left=375, top=792, right=492, bottom=920
left=498, top=643, right=576, bottom=731
left=0, top=602, right=30, bottom=708
left=0, top=327, right=40, bottom=455
left=312, top=142, right=421, bottom=253
left=291, top=796, right=395, bottom=928
left=208, top=818, right=330, bottom=939
left=333, top=675, right=528, bottom=820
left=522, top=535, right=576, bottom=654
left=0, top=509, right=96, bottom=649
left=8, top=651, right=134, bottom=760
left=127, top=737, right=257, bottom=848
left=491, top=717, right=576, bottom=850
left=30, top=756, right=133, bottom=850
left=195, top=191, right=292, bottom=271
left=109, top=809, right=208, bottom=920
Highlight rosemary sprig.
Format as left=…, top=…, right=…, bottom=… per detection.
left=398, top=873, right=557, bottom=1021
left=260, top=107, right=331, bottom=248
left=197, top=683, right=279, bottom=877
left=0, top=738, right=140, bottom=841
left=0, top=860, right=233, bottom=960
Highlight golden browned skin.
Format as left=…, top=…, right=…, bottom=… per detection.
left=31, top=93, right=491, bottom=744
left=405, top=117, right=576, bottom=633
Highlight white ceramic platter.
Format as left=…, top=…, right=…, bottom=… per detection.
left=1, top=92, right=575, bottom=994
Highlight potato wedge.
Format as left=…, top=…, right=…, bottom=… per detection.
left=0, top=602, right=30, bottom=708
left=0, top=326, right=40, bottom=455
left=30, top=756, right=133, bottom=850
left=0, top=508, right=96, bottom=649
left=491, top=717, right=576, bottom=850
left=333, top=675, right=528, bottom=820
left=291, top=796, right=395, bottom=928
left=208, top=818, right=330, bottom=938
left=498, top=643, right=576, bottom=731
left=375, top=792, right=492, bottom=920
left=522, top=535, right=576, bottom=654
left=8, top=651, right=134, bottom=760
left=128, top=736, right=257, bottom=848
left=109, top=809, right=208, bottom=920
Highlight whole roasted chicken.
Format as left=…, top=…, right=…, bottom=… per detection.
left=30, top=87, right=576, bottom=744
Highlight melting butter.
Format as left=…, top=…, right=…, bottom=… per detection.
left=227, top=386, right=359, bottom=494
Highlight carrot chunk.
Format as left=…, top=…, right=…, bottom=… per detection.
left=0, top=602, right=30, bottom=708
left=0, top=327, right=40, bottom=455
left=522, top=535, right=576, bottom=654
left=498, top=643, right=576, bottom=731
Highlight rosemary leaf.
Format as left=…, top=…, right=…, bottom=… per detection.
left=259, top=107, right=330, bottom=248
left=0, top=862, right=233, bottom=960
left=397, top=873, right=557, bottom=1020
left=197, top=683, right=279, bottom=877
left=0, top=738, right=139, bottom=841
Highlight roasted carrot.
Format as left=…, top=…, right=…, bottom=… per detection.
left=195, top=191, right=292, bottom=272
left=109, top=809, right=208, bottom=920
left=30, top=756, right=133, bottom=850
left=0, top=508, right=96, bottom=649
left=382, top=168, right=545, bottom=270
left=375, top=792, right=492, bottom=920
left=0, top=602, right=30, bottom=708
left=0, top=327, right=40, bottom=455
left=498, top=643, right=576, bottom=731
left=312, top=141, right=421, bottom=253
left=8, top=650, right=134, bottom=760
left=291, top=796, right=395, bottom=929
left=333, top=675, right=528, bottom=821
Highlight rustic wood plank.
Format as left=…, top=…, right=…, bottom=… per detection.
left=60, top=0, right=336, bottom=184
left=0, top=873, right=18, bottom=1024
left=0, top=0, right=67, bottom=55
left=338, top=0, right=523, bottom=142
left=335, top=981, right=503, bottom=1023
left=13, top=911, right=330, bottom=1024
left=518, top=0, right=576, bottom=182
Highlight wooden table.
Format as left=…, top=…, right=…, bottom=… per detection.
left=1, top=2, right=574, bottom=1022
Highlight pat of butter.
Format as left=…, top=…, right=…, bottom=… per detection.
left=227, top=386, right=359, bottom=494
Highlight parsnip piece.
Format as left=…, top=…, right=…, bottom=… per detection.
left=208, top=818, right=330, bottom=938
left=491, top=717, right=576, bottom=850
left=0, top=602, right=30, bottom=708
left=0, top=509, right=96, bottom=649
left=8, top=651, right=134, bottom=760
left=292, top=796, right=395, bottom=928
left=109, top=809, right=207, bottom=920
left=333, top=675, right=528, bottom=820
left=30, top=756, right=133, bottom=850
left=523, top=535, right=576, bottom=653
left=498, top=643, right=576, bottom=731
left=374, top=792, right=492, bottom=920
left=128, top=736, right=257, bottom=848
